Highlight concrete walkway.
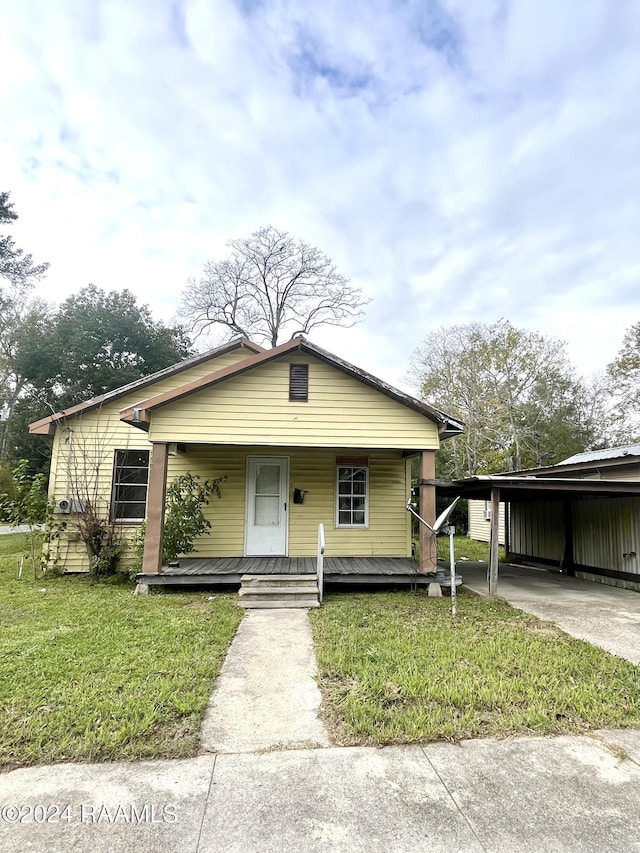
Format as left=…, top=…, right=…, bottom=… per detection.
left=200, top=609, right=330, bottom=752
left=461, top=561, right=640, bottom=664
left=2, top=730, right=640, bottom=852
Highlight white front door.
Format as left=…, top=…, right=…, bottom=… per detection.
left=245, top=456, right=289, bottom=556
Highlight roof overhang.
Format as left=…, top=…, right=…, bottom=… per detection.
left=28, top=338, right=264, bottom=435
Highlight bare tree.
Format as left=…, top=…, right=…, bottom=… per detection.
left=181, top=225, right=368, bottom=346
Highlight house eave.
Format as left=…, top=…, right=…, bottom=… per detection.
left=28, top=338, right=263, bottom=435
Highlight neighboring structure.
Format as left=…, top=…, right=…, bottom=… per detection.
left=441, top=446, right=640, bottom=592
left=30, top=337, right=463, bottom=585
left=468, top=499, right=506, bottom=545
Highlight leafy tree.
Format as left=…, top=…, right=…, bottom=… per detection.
left=0, top=300, right=51, bottom=461
left=411, top=319, right=598, bottom=477
left=0, top=192, right=49, bottom=461
left=21, top=285, right=193, bottom=408
left=1, top=391, right=54, bottom=475
left=607, top=321, right=640, bottom=441
left=0, top=192, right=48, bottom=288
left=181, top=225, right=368, bottom=347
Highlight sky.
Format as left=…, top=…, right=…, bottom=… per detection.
left=1, top=0, right=640, bottom=392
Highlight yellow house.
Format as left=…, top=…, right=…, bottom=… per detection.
left=30, top=337, right=463, bottom=599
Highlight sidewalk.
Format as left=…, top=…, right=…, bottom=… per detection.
left=0, top=525, right=41, bottom=535
left=2, top=730, right=640, bottom=852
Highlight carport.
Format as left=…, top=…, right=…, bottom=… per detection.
left=426, top=476, right=640, bottom=595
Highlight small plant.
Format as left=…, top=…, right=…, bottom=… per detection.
left=131, top=473, right=226, bottom=575
left=163, top=473, right=225, bottom=562
left=74, top=505, right=128, bottom=581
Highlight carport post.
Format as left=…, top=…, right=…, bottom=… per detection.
left=488, top=486, right=500, bottom=596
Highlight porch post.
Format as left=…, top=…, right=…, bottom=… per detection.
left=488, top=486, right=500, bottom=596
left=142, top=442, right=169, bottom=575
left=419, top=450, right=437, bottom=573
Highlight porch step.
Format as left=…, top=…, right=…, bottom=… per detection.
left=241, top=574, right=316, bottom=584
left=238, top=573, right=320, bottom=609
left=237, top=599, right=320, bottom=609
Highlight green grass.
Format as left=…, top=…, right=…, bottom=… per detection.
left=414, top=535, right=506, bottom=565
left=310, top=590, right=640, bottom=745
left=446, top=535, right=507, bottom=564
left=0, top=533, right=242, bottom=770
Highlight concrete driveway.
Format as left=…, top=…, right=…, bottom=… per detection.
left=460, top=561, right=640, bottom=664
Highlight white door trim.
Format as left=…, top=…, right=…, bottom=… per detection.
left=244, top=456, right=289, bottom=556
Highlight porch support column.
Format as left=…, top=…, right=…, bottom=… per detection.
left=419, top=450, right=437, bottom=573
left=488, top=487, right=500, bottom=596
left=142, top=442, right=169, bottom=575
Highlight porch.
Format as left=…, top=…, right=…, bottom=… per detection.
left=136, top=555, right=457, bottom=588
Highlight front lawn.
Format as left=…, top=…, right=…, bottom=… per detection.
left=310, top=590, right=640, bottom=745
left=0, top=534, right=242, bottom=770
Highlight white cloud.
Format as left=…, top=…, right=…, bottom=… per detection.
left=1, top=0, right=639, bottom=393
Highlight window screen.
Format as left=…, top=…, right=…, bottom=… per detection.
left=111, top=449, right=150, bottom=521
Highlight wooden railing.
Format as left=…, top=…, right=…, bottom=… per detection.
left=317, top=522, right=325, bottom=603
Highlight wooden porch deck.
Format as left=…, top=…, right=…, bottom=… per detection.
left=137, top=556, right=437, bottom=587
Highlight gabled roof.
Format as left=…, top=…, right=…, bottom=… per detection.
left=119, top=336, right=464, bottom=438
left=29, top=338, right=264, bottom=436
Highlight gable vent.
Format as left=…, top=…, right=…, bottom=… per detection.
left=289, top=364, right=309, bottom=401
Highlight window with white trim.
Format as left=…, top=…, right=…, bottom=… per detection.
left=111, top=449, right=149, bottom=521
left=336, top=465, right=368, bottom=527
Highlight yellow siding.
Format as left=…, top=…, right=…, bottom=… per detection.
left=151, top=445, right=411, bottom=558
left=148, top=354, right=440, bottom=449
left=468, top=499, right=506, bottom=545
left=44, top=346, right=252, bottom=572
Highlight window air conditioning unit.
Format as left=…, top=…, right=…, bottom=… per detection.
left=483, top=502, right=491, bottom=521
left=57, top=497, right=87, bottom=514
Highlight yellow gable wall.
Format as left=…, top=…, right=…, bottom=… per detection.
left=148, top=354, right=441, bottom=449
left=167, top=445, right=412, bottom=558
left=46, top=346, right=252, bottom=572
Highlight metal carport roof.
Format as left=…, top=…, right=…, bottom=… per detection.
left=424, top=475, right=640, bottom=502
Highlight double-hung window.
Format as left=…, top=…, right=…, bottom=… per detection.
left=336, top=465, right=368, bottom=527
left=111, top=449, right=149, bottom=521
